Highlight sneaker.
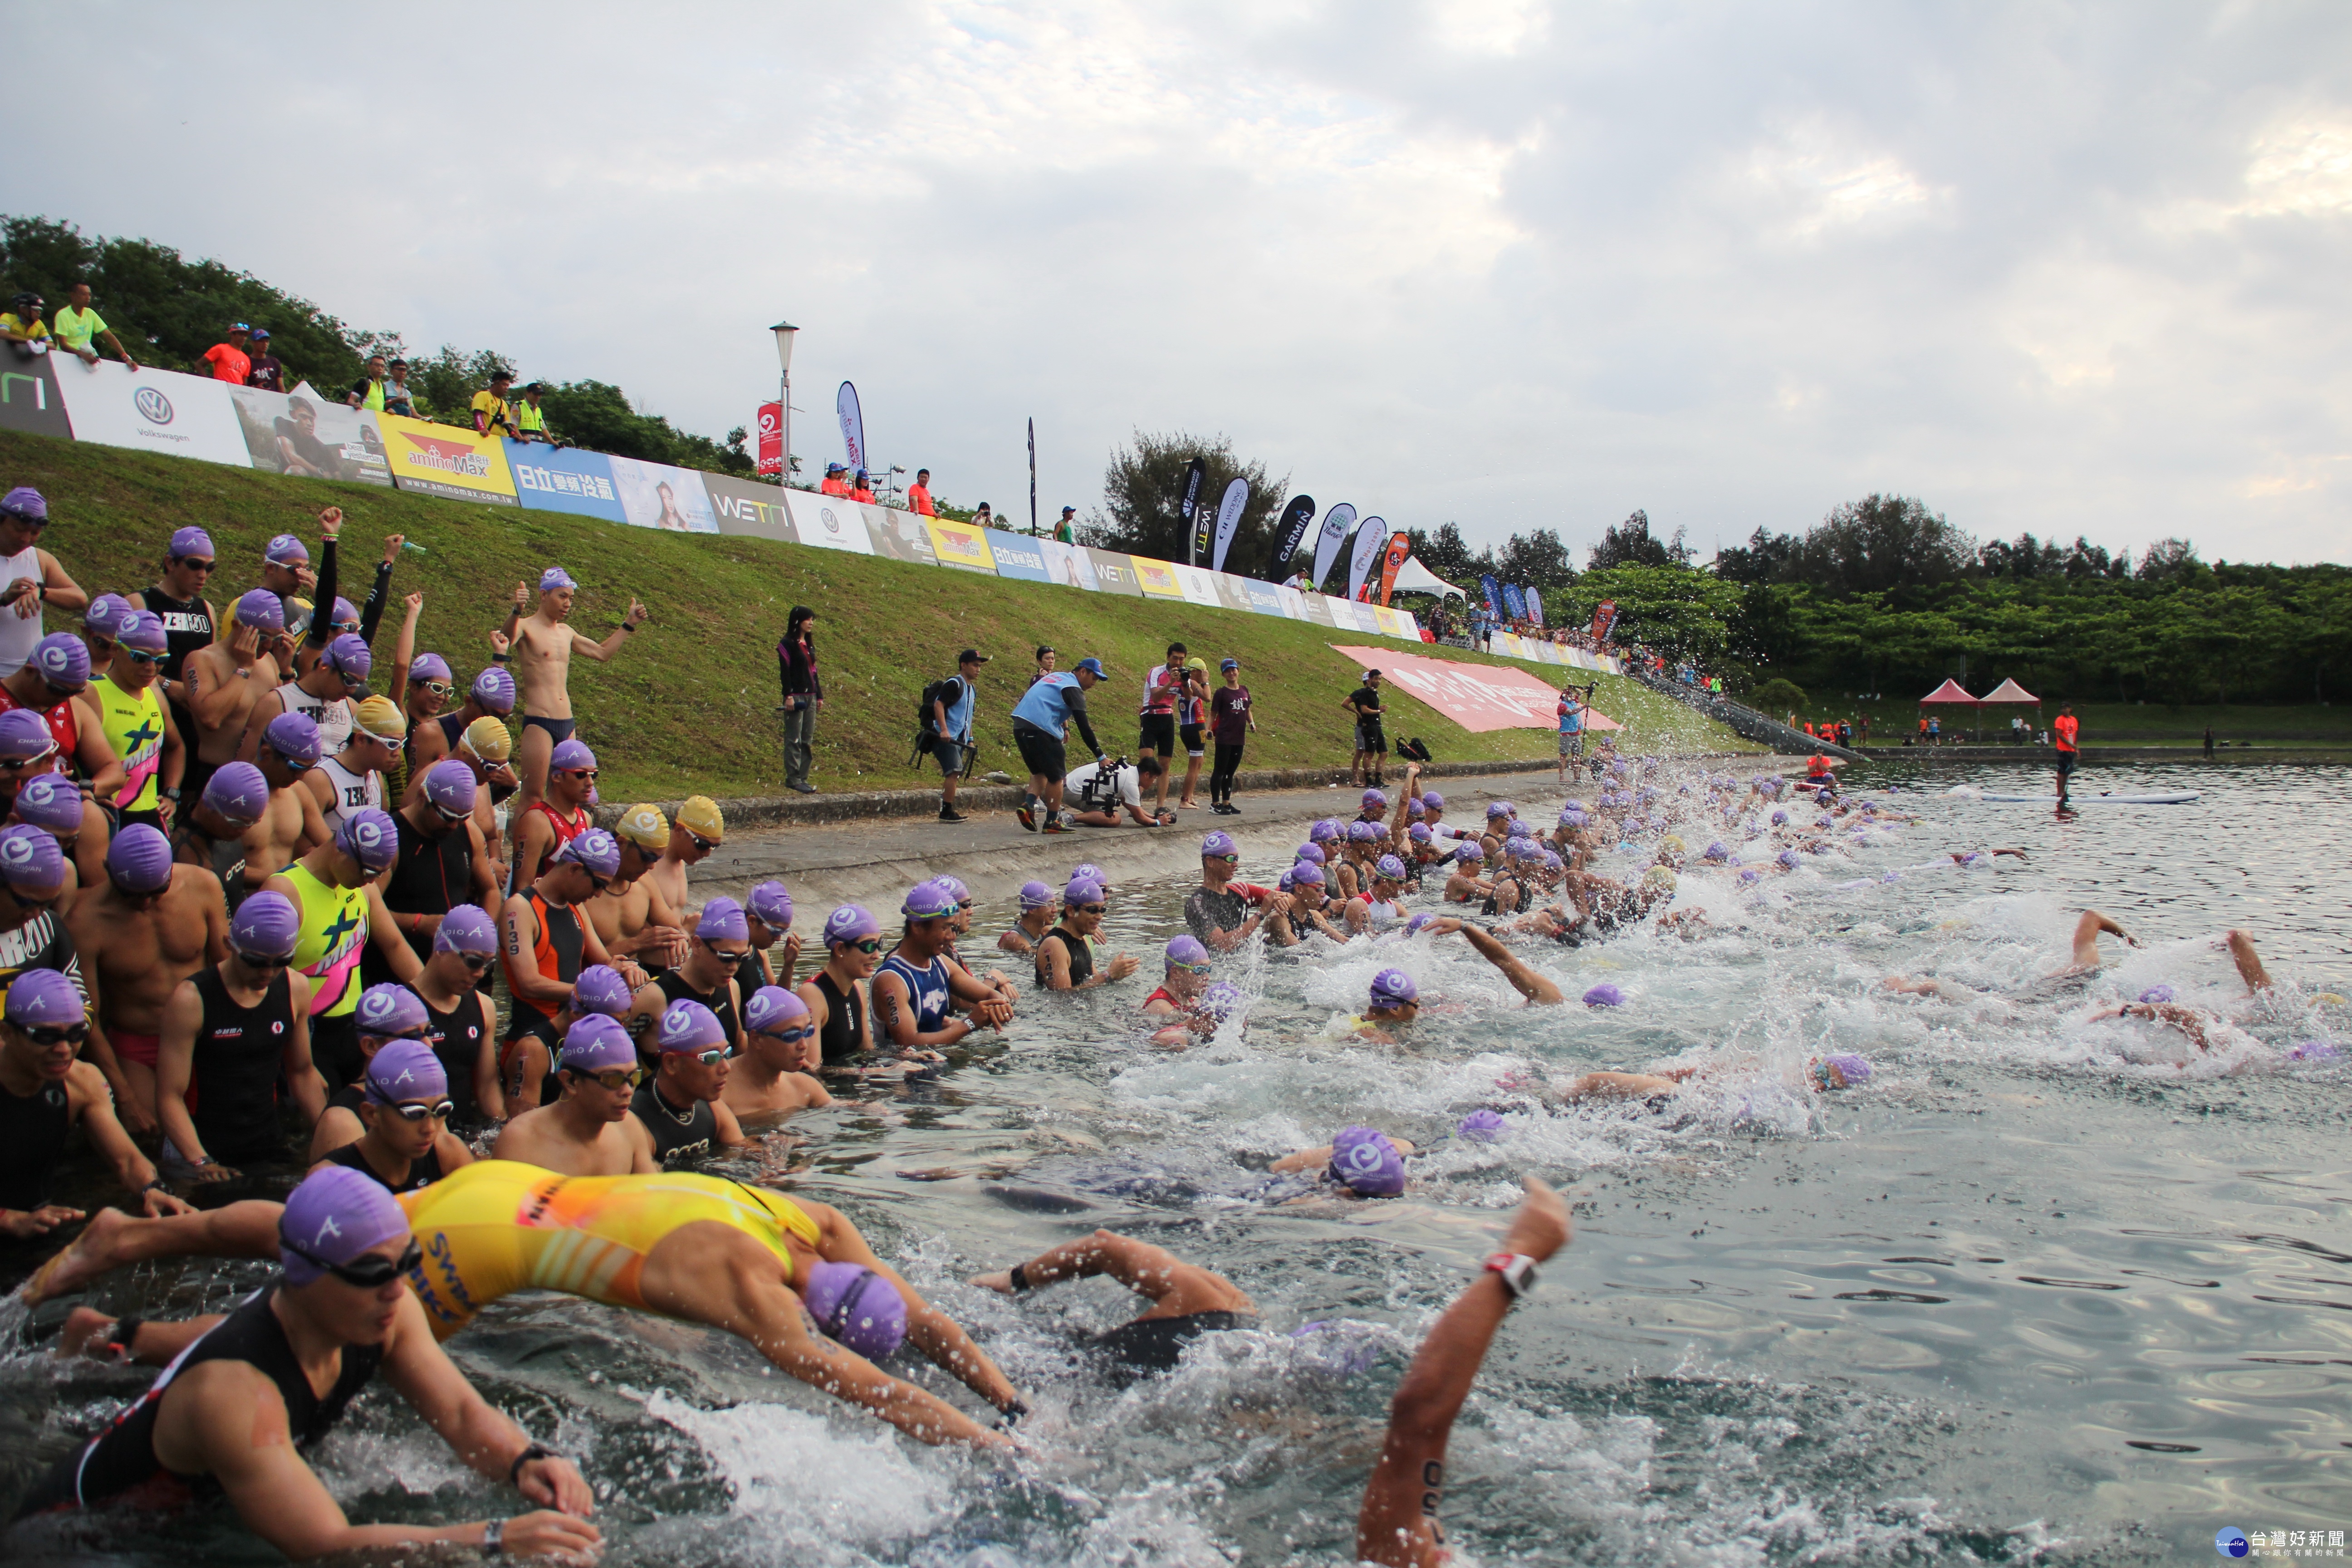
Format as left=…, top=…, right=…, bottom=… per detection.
left=939, top=806, right=967, bottom=823
left=1016, top=798, right=1037, bottom=832
left=1042, top=817, right=1073, bottom=834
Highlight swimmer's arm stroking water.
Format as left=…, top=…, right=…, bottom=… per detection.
left=2226, top=929, right=2274, bottom=993
left=1269, top=1137, right=1419, bottom=1174
left=2055, top=909, right=2136, bottom=975
left=973, top=1228, right=1254, bottom=1322
left=1355, top=1178, right=1569, bottom=1568
left=1439, top=921, right=1565, bottom=1005
left=2088, top=1000, right=2214, bottom=1049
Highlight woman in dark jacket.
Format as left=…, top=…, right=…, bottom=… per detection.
left=777, top=605, right=822, bottom=792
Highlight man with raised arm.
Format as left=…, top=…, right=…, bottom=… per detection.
left=500, top=567, right=647, bottom=809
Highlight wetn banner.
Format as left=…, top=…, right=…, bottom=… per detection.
left=1309, top=503, right=1355, bottom=593
left=701, top=472, right=794, bottom=540
left=1210, top=477, right=1249, bottom=573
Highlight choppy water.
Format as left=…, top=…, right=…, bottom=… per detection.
left=5, top=760, right=2348, bottom=1564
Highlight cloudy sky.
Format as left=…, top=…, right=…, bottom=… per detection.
left=8, top=1, right=2347, bottom=564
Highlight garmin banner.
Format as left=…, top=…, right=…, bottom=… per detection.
left=1480, top=573, right=1503, bottom=618
left=1376, top=531, right=1411, bottom=605
left=1310, top=502, right=1355, bottom=593
left=1180, top=457, right=1207, bottom=564
left=1265, top=493, right=1314, bottom=580
left=1344, top=514, right=1388, bottom=602
left=836, top=381, right=865, bottom=474
left=1210, top=477, right=1249, bottom=573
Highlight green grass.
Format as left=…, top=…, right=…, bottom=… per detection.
left=1781, top=693, right=2352, bottom=749
left=1, top=428, right=1746, bottom=802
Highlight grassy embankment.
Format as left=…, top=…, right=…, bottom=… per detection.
left=1, top=428, right=1747, bottom=803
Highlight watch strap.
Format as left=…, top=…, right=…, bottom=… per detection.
left=1483, top=1251, right=1539, bottom=1302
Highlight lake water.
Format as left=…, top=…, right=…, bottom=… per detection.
left=5, top=760, right=2347, bottom=1564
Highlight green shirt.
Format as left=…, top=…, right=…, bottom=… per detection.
left=52, top=305, right=106, bottom=353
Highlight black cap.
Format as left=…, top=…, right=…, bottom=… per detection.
left=524, top=381, right=546, bottom=393
left=958, top=649, right=989, bottom=665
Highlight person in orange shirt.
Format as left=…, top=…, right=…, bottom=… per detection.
left=906, top=468, right=936, bottom=517
left=819, top=464, right=850, bottom=497
left=197, top=323, right=253, bottom=385
left=2052, top=702, right=2080, bottom=801
left=850, top=469, right=877, bottom=504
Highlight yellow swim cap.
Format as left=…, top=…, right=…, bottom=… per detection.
left=615, top=803, right=669, bottom=850
left=1642, top=865, right=1678, bottom=893
left=1186, top=657, right=1207, bottom=672
left=351, top=694, right=407, bottom=741
left=1661, top=834, right=1686, bottom=855
left=461, top=716, right=514, bottom=764
left=677, top=795, right=724, bottom=842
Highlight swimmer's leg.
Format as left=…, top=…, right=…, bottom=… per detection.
left=797, top=1197, right=1022, bottom=1415
left=636, top=1221, right=1006, bottom=1449
left=972, top=1228, right=1252, bottom=1320
left=2226, top=929, right=2273, bottom=993
left=20, top=1200, right=283, bottom=1305
left=57, top=1307, right=221, bottom=1365
left=1453, top=924, right=1564, bottom=1005
left=1560, top=1072, right=1680, bottom=1101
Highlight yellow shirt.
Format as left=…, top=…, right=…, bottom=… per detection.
left=90, top=674, right=166, bottom=811
left=52, top=305, right=107, bottom=353
left=0, top=313, right=47, bottom=343
left=470, top=390, right=513, bottom=435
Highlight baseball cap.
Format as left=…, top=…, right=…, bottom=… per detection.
left=957, top=648, right=989, bottom=666
left=1220, top=657, right=1238, bottom=671
left=1074, top=657, right=1107, bottom=677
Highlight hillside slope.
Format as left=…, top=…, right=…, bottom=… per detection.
left=1, top=429, right=1748, bottom=803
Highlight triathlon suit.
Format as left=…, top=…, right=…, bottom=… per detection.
left=418, top=988, right=492, bottom=1128
left=500, top=890, right=584, bottom=1038
left=0, top=908, right=82, bottom=1011
left=366, top=810, right=475, bottom=987
left=0, top=1073, right=72, bottom=1212
left=1037, top=926, right=1094, bottom=988
left=11, top=1285, right=382, bottom=1519
left=631, top=1080, right=719, bottom=1167
left=322, top=1137, right=445, bottom=1194
left=279, top=684, right=352, bottom=761
left=811, top=972, right=865, bottom=1065
left=1088, top=1311, right=1250, bottom=1388
left=282, top=862, right=369, bottom=1090
left=173, top=818, right=250, bottom=913
left=397, top=1160, right=821, bottom=1340
left=513, top=799, right=589, bottom=894
left=142, top=587, right=215, bottom=808
left=1357, top=897, right=1406, bottom=932
left=498, top=1009, right=566, bottom=1111
left=89, top=674, right=167, bottom=826
left=1140, top=985, right=1181, bottom=1012
left=0, top=544, right=42, bottom=679
left=877, top=951, right=951, bottom=1032
left=186, top=966, right=298, bottom=1166
left=1137, top=666, right=1180, bottom=758
left=732, top=946, right=775, bottom=1000
left=0, top=686, right=81, bottom=763
left=313, top=752, right=381, bottom=837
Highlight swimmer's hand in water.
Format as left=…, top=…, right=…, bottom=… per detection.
left=970, top=1269, right=1018, bottom=1295
left=1502, top=1176, right=1571, bottom=1264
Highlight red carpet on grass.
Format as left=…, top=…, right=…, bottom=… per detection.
left=1329, top=645, right=1620, bottom=734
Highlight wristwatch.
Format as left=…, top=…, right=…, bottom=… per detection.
left=1482, top=1252, right=1539, bottom=1302
left=481, top=1518, right=505, bottom=1556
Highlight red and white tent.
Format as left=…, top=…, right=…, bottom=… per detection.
left=1979, top=678, right=2038, bottom=705
left=1919, top=679, right=1979, bottom=706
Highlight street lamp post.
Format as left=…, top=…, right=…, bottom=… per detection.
left=769, top=321, right=798, bottom=485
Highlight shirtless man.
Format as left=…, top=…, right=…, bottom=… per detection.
left=508, top=735, right=597, bottom=894
left=2081, top=928, right=2279, bottom=1051
left=644, top=794, right=722, bottom=924
left=725, top=986, right=833, bottom=1120
left=595, top=803, right=688, bottom=970
left=491, top=1015, right=657, bottom=1175
left=181, top=590, right=289, bottom=803
left=67, top=823, right=229, bottom=1134
left=500, top=830, right=637, bottom=1064
left=238, top=631, right=370, bottom=768
left=973, top=1229, right=1257, bottom=1384
left=170, top=758, right=266, bottom=903
left=237, top=711, right=332, bottom=905
left=1882, top=908, right=2136, bottom=1002
left=500, top=566, right=647, bottom=809
left=406, top=661, right=514, bottom=778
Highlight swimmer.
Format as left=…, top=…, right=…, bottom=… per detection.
left=1035, top=875, right=1139, bottom=991
left=997, top=879, right=1057, bottom=955
left=740, top=877, right=800, bottom=992
left=874, top=881, right=1014, bottom=1047
left=1351, top=969, right=1423, bottom=1042
left=1558, top=1051, right=1872, bottom=1102
left=1419, top=918, right=1566, bottom=1005
left=1269, top=1126, right=1419, bottom=1196
left=307, top=985, right=476, bottom=1176
left=1345, top=855, right=1413, bottom=935
left=2081, top=928, right=2282, bottom=1051
left=972, top=1229, right=1255, bottom=1385
left=1883, top=907, right=2137, bottom=1002
left=500, top=566, right=647, bottom=810
left=724, top=986, right=833, bottom=1118
left=596, top=803, right=691, bottom=970
left=799, top=904, right=880, bottom=1067
left=153, top=890, right=322, bottom=1177
left=1276, top=861, right=1349, bottom=942
left=1355, top=1179, right=1569, bottom=1568
left=629, top=998, right=749, bottom=1167
left=1142, top=935, right=1215, bottom=1041
left=312, top=1031, right=472, bottom=1194
left=499, top=962, right=633, bottom=1114
left=1441, top=840, right=1491, bottom=905
left=68, top=823, right=230, bottom=1136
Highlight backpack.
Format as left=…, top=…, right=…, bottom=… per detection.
left=912, top=676, right=963, bottom=746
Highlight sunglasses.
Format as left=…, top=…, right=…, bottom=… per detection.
left=1075, top=902, right=1108, bottom=916
left=176, top=558, right=217, bottom=573
left=122, top=648, right=161, bottom=666
left=678, top=1046, right=730, bottom=1067
left=383, top=1098, right=456, bottom=1123
left=7, top=885, right=62, bottom=911
left=684, top=830, right=718, bottom=853
left=568, top=1065, right=647, bottom=1091
left=283, top=1235, right=424, bottom=1290
left=705, top=944, right=750, bottom=962
left=582, top=871, right=614, bottom=894
left=25, top=1023, right=87, bottom=1048
left=234, top=949, right=290, bottom=972
left=562, top=769, right=599, bottom=781
left=845, top=937, right=883, bottom=955
left=414, top=680, right=454, bottom=697
left=274, top=754, right=317, bottom=773
left=759, top=1024, right=816, bottom=1045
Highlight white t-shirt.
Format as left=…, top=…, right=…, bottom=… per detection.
left=1065, top=761, right=1141, bottom=814
left=0, top=545, right=42, bottom=677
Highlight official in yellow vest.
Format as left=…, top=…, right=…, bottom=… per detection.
left=89, top=610, right=181, bottom=833
left=515, top=382, right=555, bottom=445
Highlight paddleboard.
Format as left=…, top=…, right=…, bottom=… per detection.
left=1976, top=790, right=2200, bottom=804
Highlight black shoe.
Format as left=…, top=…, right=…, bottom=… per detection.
left=939, top=806, right=967, bottom=823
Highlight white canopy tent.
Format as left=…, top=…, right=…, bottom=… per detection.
left=1388, top=555, right=1465, bottom=598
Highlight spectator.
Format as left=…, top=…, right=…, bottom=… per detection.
left=244, top=327, right=285, bottom=393
left=514, top=382, right=556, bottom=444
left=1, top=292, right=51, bottom=358
left=1206, top=657, right=1254, bottom=815
left=382, top=357, right=420, bottom=417
left=820, top=463, right=850, bottom=497
left=1343, top=668, right=1388, bottom=789
left=196, top=322, right=252, bottom=385
left=927, top=648, right=987, bottom=824
left=1061, top=755, right=1169, bottom=827
left=1555, top=685, right=1584, bottom=782
left=776, top=604, right=821, bottom=795
left=0, top=488, right=93, bottom=678
left=1138, top=642, right=1186, bottom=820
left=972, top=502, right=995, bottom=528
left=1054, top=506, right=1078, bottom=544
left=1176, top=656, right=1210, bottom=812
left=346, top=352, right=391, bottom=411
left=850, top=468, right=877, bottom=503
left=1030, top=645, right=1055, bottom=688
left=51, top=283, right=139, bottom=371
left=470, top=370, right=517, bottom=439
left=906, top=468, right=936, bottom=516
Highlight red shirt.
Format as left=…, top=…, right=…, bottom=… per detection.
left=819, top=476, right=849, bottom=497
left=2053, top=715, right=2079, bottom=752
left=200, top=343, right=251, bottom=384
left=906, top=484, right=935, bottom=517
left=0, top=686, right=79, bottom=758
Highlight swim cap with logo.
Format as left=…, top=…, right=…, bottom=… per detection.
left=697, top=897, right=750, bottom=941
left=1455, top=840, right=1485, bottom=862
left=554, top=827, right=622, bottom=879
left=1821, top=1053, right=1873, bottom=1087
left=1582, top=983, right=1625, bottom=1007
left=824, top=905, right=882, bottom=946
left=423, top=759, right=478, bottom=815
left=2137, top=985, right=2176, bottom=1005
left=0, top=708, right=54, bottom=763
left=434, top=903, right=499, bottom=955
left=11, top=774, right=78, bottom=832
left=84, top=593, right=132, bottom=640
left=1199, top=981, right=1245, bottom=1020
left=1291, top=861, right=1326, bottom=886
left=560, top=1014, right=636, bottom=1071
left=323, top=633, right=372, bottom=690
left=0, top=487, right=46, bottom=521
left=677, top=795, right=725, bottom=842
left=1201, top=830, right=1237, bottom=857
left=550, top=738, right=596, bottom=774
left=1368, top=969, right=1419, bottom=1010
left=170, top=524, right=216, bottom=559
left=229, top=891, right=301, bottom=958
left=1063, top=876, right=1105, bottom=906
left=30, top=633, right=88, bottom=692
left=234, top=588, right=287, bottom=633
left=278, top=1166, right=407, bottom=1288
left=365, top=1039, right=447, bottom=1104
left=1458, top=1109, right=1508, bottom=1142
left=1346, top=821, right=1379, bottom=843
left=1328, top=1127, right=1407, bottom=1196
left=5, top=966, right=83, bottom=1029
left=613, top=803, right=668, bottom=850
left=1361, top=789, right=1385, bottom=809
left=1165, top=934, right=1210, bottom=970
left=114, top=613, right=167, bottom=661
left=1017, top=879, right=1054, bottom=910
left=1408, top=823, right=1432, bottom=845
left=461, top=715, right=513, bottom=763
left=657, top=998, right=727, bottom=1052
left=902, top=881, right=958, bottom=920
left=1421, top=792, right=1444, bottom=811
left=470, top=666, right=517, bottom=715
left=1308, top=820, right=1340, bottom=844
left=1295, top=842, right=1327, bottom=865
left=539, top=566, right=577, bottom=593
left=745, top=985, right=811, bottom=1034
left=932, top=874, right=970, bottom=903
left=355, top=982, right=431, bottom=1039
left=203, top=761, right=270, bottom=823
left=106, top=823, right=175, bottom=895
left=351, top=694, right=407, bottom=742
left=0, top=823, right=64, bottom=890
left=407, top=652, right=452, bottom=686
left=265, top=534, right=310, bottom=566
left=336, top=808, right=400, bottom=874
left=262, top=710, right=323, bottom=767
left=1374, top=855, right=1407, bottom=881
left=746, top=880, right=794, bottom=929
left=567, top=965, right=634, bottom=1019
left=800, top=1260, right=909, bottom=1360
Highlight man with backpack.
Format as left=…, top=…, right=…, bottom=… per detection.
left=920, top=650, right=987, bottom=823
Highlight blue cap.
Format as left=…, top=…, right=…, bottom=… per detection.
left=1074, top=657, right=1107, bottom=677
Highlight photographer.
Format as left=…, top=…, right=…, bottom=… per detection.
left=1061, top=755, right=1170, bottom=828
left=921, top=649, right=986, bottom=824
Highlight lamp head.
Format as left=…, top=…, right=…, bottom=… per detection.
left=769, top=321, right=799, bottom=372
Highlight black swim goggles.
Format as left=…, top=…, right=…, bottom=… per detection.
left=282, top=1234, right=424, bottom=1289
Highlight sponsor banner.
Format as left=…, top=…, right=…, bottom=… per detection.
left=510, top=442, right=627, bottom=523
left=1180, top=457, right=1207, bottom=564
left=610, top=455, right=720, bottom=534
left=1209, top=571, right=1259, bottom=614
left=1132, top=556, right=1188, bottom=598
left=701, top=472, right=796, bottom=541
left=866, top=504, right=939, bottom=565
left=1502, top=582, right=1528, bottom=620
left=1526, top=586, right=1545, bottom=627
left=380, top=413, right=516, bottom=503
left=1275, top=584, right=1313, bottom=621
left=1328, top=644, right=1621, bottom=734
left=1240, top=577, right=1289, bottom=617
left=1480, top=573, right=1504, bottom=618
left=228, top=382, right=390, bottom=485
left=1345, top=515, right=1387, bottom=601
left=1039, top=538, right=1102, bottom=590
left=1371, top=605, right=1417, bottom=640
left=1377, top=531, right=1411, bottom=604
left=783, top=488, right=873, bottom=554
left=51, top=360, right=252, bottom=469
left=837, top=381, right=865, bottom=473
left=1086, top=550, right=1147, bottom=596
left=1265, top=493, right=1315, bottom=580
left=1296, top=592, right=1338, bottom=627
left=1172, top=564, right=1224, bottom=608
left=1325, top=598, right=1371, bottom=632
left=986, top=530, right=1054, bottom=583
left=1309, top=502, right=1354, bottom=593
left=0, top=349, right=69, bottom=440
left=1591, top=599, right=1617, bottom=642
left=926, top=518, right=1000, bottom=573
left=1210, top=477, right=1249, bottom=573
left=756, top=401, right=782, bottom=476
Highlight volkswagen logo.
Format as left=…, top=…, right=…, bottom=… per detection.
left=820, top=506, right=843, bottom=536
left=133, top=387, right=174, bottom=425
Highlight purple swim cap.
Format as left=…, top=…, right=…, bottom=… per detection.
left=657, top=997, right=727, bottom=1052
left=323, top=632, right=372, bottom=688
left=902, top=880, right=958, bottom=920
left=1486, top=801, right=1512, bottom=819
left=278, top=1166, right=408, bottom=1288
left=1277, top=867, right=1295, bottom=892
left=555, top=827, right=622, bottom=880
left=1201, top=830, right=1237, bottom=857
left=1421, top=792, right=1444, bottom=811
left=1374, top=854, right=1407, bottom=881
left=746, top=880, right=794, bottom=928
left=1368, top=969, right=1419, bottom=1010
left=549, top=737, right=597, bottom=774
left=745, top=985, right=810, bottom=1034
left=1308, top=819, right=1340, bottom=844
left=1361, top=789, right=1386, bottom=809
left=1582, top=983, right=1625, bottom=1007
left=1822, top=1052, right=1873, bottom=1087
left=2137, top=985, right=2176, bottom=1005
left=824, top=904, right=882, bottom=946
left=434, top=903, right=499, bottom=954
left=1291, top=861, right=1326, bottom=886
left=263, top=710, right=323, bottom=767
left=1455, top=841, right=1485, bottom=862
left=1770, top=810, right=1789, bottom=827
left=30, top=633, right=89, bottom=692
left=1296, top=842, right=1327, bottom=865
left=1346, top=820, right=1379, bottom=843
left=330, top=597, right=360, bottom=630
left=365, top=1038, right=447, bottom=1103
left=539, top=566, right=578, bottom=593
left=1408, top=823, right=1432, bottom=844
left=230, top=890, right=302, bottom=958
left=800, top=1260, right=908, bottom=1360
left=0, top=486, right=45, bottom=521
left=1776, top=848, right=1801, bottom=870
left=202, top=761, right=270, bottom=823
left=1703, top=842, right=1730, bottom=861
left=1072, top=862, right=1108, bottom=887
left=169, top=525, right=215, bottom=560
left=560, top=1013, right=637, bottom=1071
left=1405, top=911, right=1436, bottom=934
left=1166, top=934, right=1210, bottom=969
left=5, top=966, right=83, bottom=1029
left=84, top=593, right=132, bottom=639
left=106, top=823, right=175, bottom=895
left=1458, top=1108, right=1508, bottom=1142
left=0, top=823, right=64, bottom=890
left=933, top=874, right=970, bottom=903
left=1199, top=980, right=1245, bottom=1019
left=265, top=533, right=310, bottom=566
left=408, top=651, right=453, bottom=685
left=697, top=896, right=750, bottom=941
left=0, top=709, right=54, bottom=762
left=470, top=666, right=517, bottom=715
left=422, top=759, right=477, bottom=816
left=556, top=965, right=627, bottom=1020
left=1328, top=1127, right=1406, bottom=1197
left=2288, top=1040, right=2342, bottom=1063
left=1063, top=876, right=1105, bottom=906
left=1017, top=879, right=1053, bottom=910
left=355, top=983, right=430, bottom=1039
left=336, top=808, right=400, bottom=874
left=114, top=611, right=166, bottom=657
left=1739, top=868, right=1762, bottom=884
left=1404, top=799, right=1425, bottom=818
left=234, top=588, right=287, bottom=633
left=12, top=774, right=78, bottom=832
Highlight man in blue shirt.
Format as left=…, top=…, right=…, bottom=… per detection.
left=1555, top=686, right=1585, bottom=782
left=929, top=649, right=987, bottom=823
left=1010, top=657, right=1109, bottom=835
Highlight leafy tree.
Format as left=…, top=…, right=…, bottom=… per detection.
left=1792, top=494, right=1974, bottom=595
left=1588, top=509, right=1690, bottom=570
left=1496, top=527, right=1577, bottom=616
left=1405, top=522, right=1492, bottom=586
left=1567, top=564, right=1738, bottom=663
left=2136, top=537, right=2200, bottom=581
left=1092, top=430, right=1285, bottom=566
left=1751, top=676, right=1808, bottom=714
left=1713, top=527, right=1801, bottom=584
